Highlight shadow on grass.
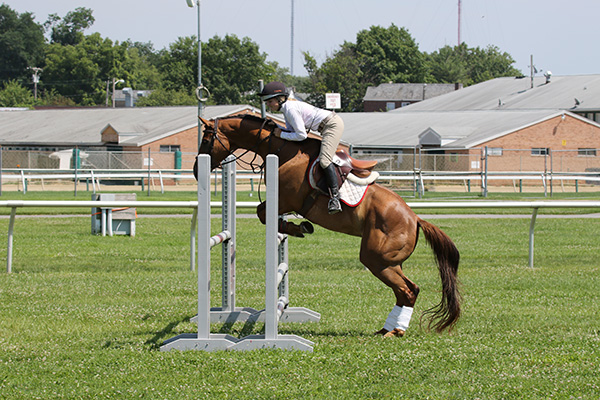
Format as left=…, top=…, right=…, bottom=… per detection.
left=144, top=315, right=196, bottom=349
left=143, top=315, right=385, bottom=351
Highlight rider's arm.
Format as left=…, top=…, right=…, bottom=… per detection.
left=279, top=103, right=308, bottom=141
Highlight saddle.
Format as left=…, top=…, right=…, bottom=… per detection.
left=308, top=149, right=379, bottom=196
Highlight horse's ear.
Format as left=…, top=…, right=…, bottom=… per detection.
left=199, top=117, right=212, bottom=127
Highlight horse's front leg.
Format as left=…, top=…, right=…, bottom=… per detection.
left=256, top=201, right=314, bottom=238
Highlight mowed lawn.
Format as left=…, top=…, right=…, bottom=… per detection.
left=0, top=214, right=599, bottom=399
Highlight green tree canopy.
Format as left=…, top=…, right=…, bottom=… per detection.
left=43, top=33, right=120, bottom=105
left=0, top=80, right=34, bottom=107
left=44, top=7, right=95, bottom=46
left=353, top=24, right=427, bottom=84
left=303, top=24, right=521, bottom=111
left=0, top=4, right=46, bottom=83
left=158, top=34, right=278, bottom=105
left=304, top=45, right=366, bottom=111
left=303, top=24, right=429, bottom=111
left=202, top=34, right=277, bottom=104
left=426, top=43, right=521, bottom=86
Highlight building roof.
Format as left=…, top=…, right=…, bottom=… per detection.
left=363, top=83, right=460, bottom=102
left=338, top=109, right=592, bottom=149
left=391, top=74, right=600, bottom=112
left=3, top=74, right=600, bottom=151
left=0, top=105, right=270, bottom=147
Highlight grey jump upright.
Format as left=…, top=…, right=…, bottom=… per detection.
left=161, top=154, right=239, bottom=351
left=228, top=155, right=316, bottom=351
left=161, top=154, right=318, bottom=352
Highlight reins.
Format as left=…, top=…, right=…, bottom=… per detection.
left=202, top=115, right=288, bottom=202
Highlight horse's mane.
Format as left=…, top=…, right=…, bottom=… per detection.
left=222, top=113, right=282, bottom=130
left=218, top=113, right=322, bottom=158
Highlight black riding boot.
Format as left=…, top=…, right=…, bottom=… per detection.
left=324, top=164, right=342, bottom=214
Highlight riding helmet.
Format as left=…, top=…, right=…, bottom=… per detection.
left=259, top=81, right=288, bottom=101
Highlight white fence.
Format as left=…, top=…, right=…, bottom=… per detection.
left=3, top=168, right=600, bottom=197
left=2, top=200, right=600, bottom=273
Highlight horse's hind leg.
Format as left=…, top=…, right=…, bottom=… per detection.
left=369, top=265, right=420, bottom=337
left=360, top=224, right=420, bottom=337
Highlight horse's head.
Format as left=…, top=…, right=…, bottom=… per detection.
left=197, top=117, right=234, bottom=170
left=193, top=114, right=283, bottom=179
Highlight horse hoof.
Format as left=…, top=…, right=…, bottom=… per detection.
left=374, top=328, right=405, bottom=337
left=383, top=329, right=405, bottom=338
left=300, top=221, right=314, bottom=234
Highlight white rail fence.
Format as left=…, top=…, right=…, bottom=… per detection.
left=2, top=200, right=600, bottom=273
left=2, top=169, right=600, bottom=196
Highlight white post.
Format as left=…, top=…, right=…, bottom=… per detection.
left=265, top=155, right=279, bottom=340
left=7, top=207, right=16, bottom=273
left=529, top=208, right=539, bottom=268
left=221, top=157, right=237, bottom=312
left=196, top=154, right=211, bottom=340
left=190, top=209, right=197, bottom=271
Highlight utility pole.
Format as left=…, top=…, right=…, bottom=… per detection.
left=29, top=67, right=43, bottom=100
left=290, top=0, right=295, bottom=75
left=187, top=0, right=208, bottom=150
left=457, top=0, right=461, bottom=46
left=112, top=78, right=124, bottom=108
left=530, top=55, right=535, bottom=89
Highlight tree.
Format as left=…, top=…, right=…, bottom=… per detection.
left=0, top=4, right=46, bottom=83
left=117, top=41, right=162, bottom=90
left=157, top=36, right=197, bottom=93
left=303, top=24, right=429, bottom=111
left=201, top=34, right=277, bottom=104
left=0, top=80, right=34, bottom=107
left=426, top=44, right=521, bottom=86
left=45, top=7, right=95, bottom=46
left=43, top=33, right=120, bottom=105
left=158, top=34, right=278, bottom=105
left=303, top=46, right=366, bottom=111
left=353, top=24, right=428, bottom=84
left=135, top=88, right=196, bottom=107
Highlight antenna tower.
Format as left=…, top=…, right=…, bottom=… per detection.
left=290, top=0, right=295, bottom=75
left=458, top=0, right=462, bottom=46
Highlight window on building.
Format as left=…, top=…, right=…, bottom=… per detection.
left=160, top=145, right=181, bottom=153
left=578, top=148, right=597, bottom=157
left=386, top=102, right=396, bottom=111
left=531, top=148, right=549, bottom=156
left=486, top=147, right=503, bottom=156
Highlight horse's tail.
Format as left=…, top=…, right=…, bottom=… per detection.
left=417, top=218, right=461, bottom=332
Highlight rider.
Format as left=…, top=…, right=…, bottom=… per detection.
left=259, top=81, right=344, bottom=214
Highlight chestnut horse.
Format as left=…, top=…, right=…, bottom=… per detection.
left=196, top=114, right=460, bottom=336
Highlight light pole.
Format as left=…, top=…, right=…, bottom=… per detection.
left=112, top=78, right=124, bottom=108
left=187, top=0, right=209, bottom=150
left=29, top=67, right=43, bottom=100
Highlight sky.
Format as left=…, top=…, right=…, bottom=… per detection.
left=5, top=0, right=600, bottom=78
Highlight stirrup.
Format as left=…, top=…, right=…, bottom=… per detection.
left=328, top=197, right=342, bottom=214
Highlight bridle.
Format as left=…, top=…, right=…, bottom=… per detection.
left=201, top=116, right=287, bottom=173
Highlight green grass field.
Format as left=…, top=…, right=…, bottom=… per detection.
left=0, top=210, right=599, bottom=399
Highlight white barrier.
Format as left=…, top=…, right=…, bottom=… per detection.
left=161, top=155, right=319, bottom=352
left=2, top=199, right=600, bottom=274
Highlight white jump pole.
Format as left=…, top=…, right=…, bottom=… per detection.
left=161, top=154, right=238, bottom=351
left=228, top=155, right=315, bottom=351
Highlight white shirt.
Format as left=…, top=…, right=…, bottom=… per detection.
left=280, top=99, right=332, bottom=141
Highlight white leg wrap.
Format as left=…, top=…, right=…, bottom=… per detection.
left=383, top=305, right=402, bottom=331
left=383, top=305, right=414, bottom=331
left=397, top=306, right=414, bottom=331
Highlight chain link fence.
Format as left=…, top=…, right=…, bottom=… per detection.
left=352, top=147, right=600, bottom=196
left=1, top=147, right=599, bottom=195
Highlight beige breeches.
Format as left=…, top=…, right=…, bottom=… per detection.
left=319, top=114, right=344, bottom=168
